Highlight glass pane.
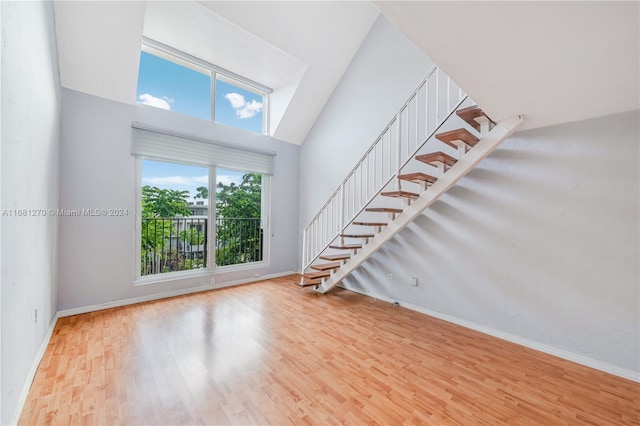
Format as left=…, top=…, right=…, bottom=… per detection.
left=140, top=160, right=209, bottom=276
left=215, top=169, right=263, bottom=266
left=215, top=79, right=264, bottom=134
left=136, top=51, right=211, bottom=120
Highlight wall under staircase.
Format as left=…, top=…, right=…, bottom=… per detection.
left=339, top=111, right=640, bottom=379
left=296, top=16, right=638, bottom=378
left=299, top=64, right=522, bottom=291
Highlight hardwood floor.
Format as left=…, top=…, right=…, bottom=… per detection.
left=20, top=275, right=639, bottom=425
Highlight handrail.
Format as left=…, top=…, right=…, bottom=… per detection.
left=301, top=65, right=467, bottom=271
left=303, top=65, right=437, bottom=229
left=303, top=93, right=468, bottom=270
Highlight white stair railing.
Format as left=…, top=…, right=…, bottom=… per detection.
left=301, top=65, right=467, bottom=271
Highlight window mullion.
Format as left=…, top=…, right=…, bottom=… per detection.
left=263, top=93, right=269, bottom=135
left=209, top=166, right=217, bottom=270
left=211, top=71, right=216, bottom=123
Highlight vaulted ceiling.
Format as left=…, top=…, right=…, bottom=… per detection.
left=53, top=1, right=638, bottom=144
left=53, top=1, right=379, bottom=145
left=375, top=1, right=639, bottom=131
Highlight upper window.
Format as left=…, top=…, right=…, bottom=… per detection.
left=215, top=77, right=264, bottom=134
left=137, top=51, right=211, bottom=120
left=136, top=42, right=270, bottom=135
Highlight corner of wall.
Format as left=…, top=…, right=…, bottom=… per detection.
left=1, top=1, right=62, bottom=423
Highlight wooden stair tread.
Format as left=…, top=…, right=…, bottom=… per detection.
left=319, top=253, right=351, bottom=261
left=329, top=244, right=362, bottom=250
left=381, top=190, right=419, bottom=199
left=353, top=221, right=388, bottom=227
left=310, top=261, right=342, bottom=271
left=340, top=233, right=375, bottom=238
left=415, top=151, right=457, bottom=167
left=298, top=279, right=321, bottom=287
left=456, top=105, right=495, bottom=132
left=304, top=270, right=331, bottom=279
left=365, top=207, right=403, bottom=213
left=435, top=128, right=479, bottom=149
left=398, top=172, right=437, bottom=184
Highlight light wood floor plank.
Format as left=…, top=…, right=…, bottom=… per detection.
left=19, top=275, right=640, bottom=425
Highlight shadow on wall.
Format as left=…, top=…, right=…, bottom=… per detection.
left=343, top=112, right=639, bottom=371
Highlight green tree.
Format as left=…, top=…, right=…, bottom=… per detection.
left=180, top=228, right=205, bottom=245
left=216, top=174, right=261, bottom=218
left=195, top=186, right=209, bottom=200
left=141, top=185, right=192, bottom=218
left=216, top=173, right=262, bottom=266
left=141, top=185, right=192, bottom=275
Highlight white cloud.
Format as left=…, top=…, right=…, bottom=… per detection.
left=138, top=93, right=173, bottom=111
left=143, top=175, right=208, bottom=186
left=224, top=93, right=262, bottom=119
left=224, top=93, right=246, bottom=109
left=216, top=173, right=243, bottom=186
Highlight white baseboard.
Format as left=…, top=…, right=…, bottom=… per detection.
left=58, top=271, right=296, bottom=318
left=13, top=271, right=296, bottom=423
left=11, top=312, right=59, bottom=426
left=343, top=285, right=640, bottom=383
left=15, top=274, right=635, bottom=426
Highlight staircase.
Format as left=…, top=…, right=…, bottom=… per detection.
left=299, top=65, right=522, bottom=293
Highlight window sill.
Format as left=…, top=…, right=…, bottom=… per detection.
left=133, top=261, right=270, bottom=286
left=133, top=269, right=210, bottom=286
left=213, top=260, right=269, bottom=273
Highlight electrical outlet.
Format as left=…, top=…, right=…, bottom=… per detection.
left=411, top=277, right=418, bottom=287
left=388, top=273, right=393, bottom=281
left=210, top=277, right=216, bottom=285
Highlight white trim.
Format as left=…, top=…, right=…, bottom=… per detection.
left=12, top=272, right=293, bottom=423
left=261, top=174, right=271, bottom=264
left=133, top=269, right=211, bottom=286
left=58, top=271, right=296, bottom=318
left=214, top=260, right=269, bottom=274
left=208, top=166, right=217, bottom=268
left=142, top=37, right=272, bottom=95
left=131, top=126, right=276, bottom=175
left=343, top=285, right=640, bottom=383
left=10, top=313, right=59, bottom=426
left=133, top=156, right=142, bottom=281
left=11, top=275, right=637, bottom=425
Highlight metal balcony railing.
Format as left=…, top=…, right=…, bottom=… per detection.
left=141, top=217, right=208, bottom=276
left=141, top=217, right=263, bottom=276
left=215, top=217, right=263, bottom=266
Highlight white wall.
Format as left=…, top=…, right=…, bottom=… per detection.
left=0, top=3, right=3, bottom=422
left=58, top=89, right=300, bottom=311
left=0, top=1, right=60, bottom=423
left=299, top=15, right=433, bottom=225
left=343, top=111, right=640, bottom=375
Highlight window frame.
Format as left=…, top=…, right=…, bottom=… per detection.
left=133, top=158, right=271, bottom=285
left=139, top=37, right=271, bottom=135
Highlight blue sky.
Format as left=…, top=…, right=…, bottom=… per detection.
left=136, top=51, right=211, bottom=120
left=136, top=51, right=264, bottom=130
left=137, top=51, right=263, bottom=197
left=142, top=160, right=244, bottom=202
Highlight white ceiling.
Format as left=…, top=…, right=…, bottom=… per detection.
left=197, top=1, right=381, bottom=144
left=374, top=1, right=640, bottom=131
left=54, top=1, right=146, bottom=107
left=143, top=2, right=307, bottom=91
left=53, top=0, right=379, bottom=146
left=142, top=1, right=310, bottom=140
left=52, top=1, right=639, bottom=145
